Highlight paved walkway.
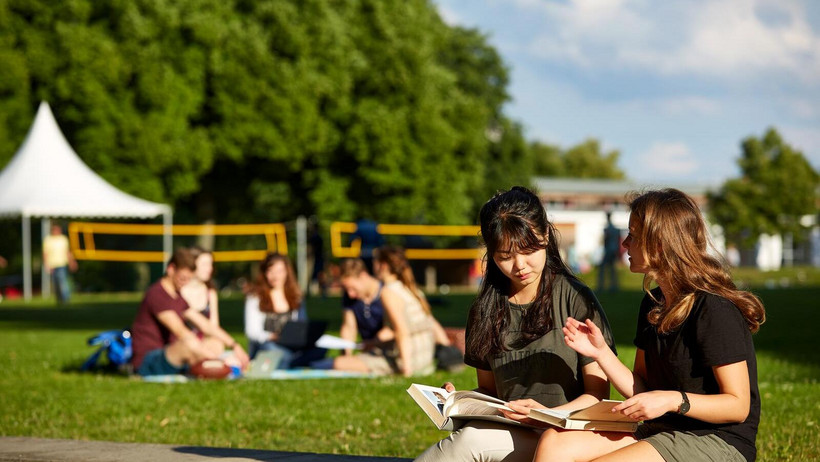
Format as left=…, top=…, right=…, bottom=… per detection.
left=0, top=437, right=412, bottom=462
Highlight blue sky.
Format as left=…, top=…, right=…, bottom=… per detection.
left=433, top=0, right=820, bottom=185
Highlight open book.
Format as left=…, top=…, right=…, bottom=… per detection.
left=406, top=383, right=534, bottom=431
left=407, top=384, right=640, bottom=433
left=528, top=400, right=640, bottom=432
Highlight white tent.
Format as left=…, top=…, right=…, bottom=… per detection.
left=0, top=102, right=172, bottom=301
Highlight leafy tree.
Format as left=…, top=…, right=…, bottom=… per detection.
left=709, top=128, right=819, bottom=246
left=0, top=0, right=528, bottom=227
left=531, top=138, right=624, bottom=179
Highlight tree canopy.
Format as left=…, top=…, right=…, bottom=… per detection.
left=708, top=127, right=819, bottom=246
left=531, top=138, right=625, bottom=179
left=0, top=0, right=533, bottom=225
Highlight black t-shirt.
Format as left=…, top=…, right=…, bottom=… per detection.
left=464, top=274, right=616, bottom=407
left=634, top=289, right=760, bottom=462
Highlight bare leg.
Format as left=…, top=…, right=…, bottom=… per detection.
left=333, top=355, right=370, bottom=373
left=591, top=441, right=663, bottom=462
left=534, top=429, right=638, bottom=462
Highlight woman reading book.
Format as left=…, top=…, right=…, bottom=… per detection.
left=415, top=186, right=616, bottom=462
left=534, top=189, right=765, bottom=462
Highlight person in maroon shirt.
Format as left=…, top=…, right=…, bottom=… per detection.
left=131, top=248, right=249, bottom=376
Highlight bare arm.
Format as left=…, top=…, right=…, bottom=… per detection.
left=156, top=310, right=213, bottom=363
left=209, top=288, right=220, bottom=328
left=614, top=360, right=751, bottom=423
left=430, top=317, right=451, bottom=346
left=339, top=310, right=359, bottom=355
left=505, top=361, right=611, bottom=424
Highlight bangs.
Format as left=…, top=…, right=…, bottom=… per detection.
left=486, top=215, right=546, bottom=255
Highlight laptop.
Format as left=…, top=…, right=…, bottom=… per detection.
left=276, top=320, right=328, bottom=350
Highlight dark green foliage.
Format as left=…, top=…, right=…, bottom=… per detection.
left=532, top=138, right=625, bottom=179
left=1, top=0, right=532, bottom=225
left=709, top=128, right=819, bottom=246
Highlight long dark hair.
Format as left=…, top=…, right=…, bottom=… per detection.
left=253, top=253, right=302, bottom=313
left=466, top=186, right=578, bottom=361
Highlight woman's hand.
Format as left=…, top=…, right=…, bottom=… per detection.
left=502, top=399, right=549, bottom=427
left=612, top=390, right=679, bottom=421
left=441, top=382, right=456, bottom=393
left=563, top=317, right=608, bottom=359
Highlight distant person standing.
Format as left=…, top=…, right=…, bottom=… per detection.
left=597, top=212, right=621, bottom=292
left=42, top=224, right=77, bottom=304
left=352, top=218, right=384, bottom=273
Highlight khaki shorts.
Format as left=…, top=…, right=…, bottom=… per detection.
left=635, top=422, right=745, bottom=462
left=359, top=346, right=435, bottom=376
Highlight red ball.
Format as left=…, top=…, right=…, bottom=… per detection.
left=188, top=359, right=232, bottom=380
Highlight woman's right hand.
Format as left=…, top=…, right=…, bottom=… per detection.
left=442, top=382, right=456, bottom=393
left=563, top=317, right=607, bottom=359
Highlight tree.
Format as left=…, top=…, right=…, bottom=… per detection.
left=708, top=128, right=819, bottom=246
left=531, top=138, right=625, bottom=179
left=0, top=0, right=531, bottom=227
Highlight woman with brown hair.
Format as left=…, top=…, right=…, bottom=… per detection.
left=244, top=252, right=324, bottom=367
left=534, top=188, right=766, bottom=462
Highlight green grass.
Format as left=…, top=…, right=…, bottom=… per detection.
left=1, top=285, right=819, bottom=460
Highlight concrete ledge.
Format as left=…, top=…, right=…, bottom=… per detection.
left=0, top=437, right=412, bottom=462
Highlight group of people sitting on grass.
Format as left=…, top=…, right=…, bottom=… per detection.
left=130, top=243, right=457, bottom=378
left=130, top=185, right=766, bottom=462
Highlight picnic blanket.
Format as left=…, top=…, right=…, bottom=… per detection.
left=141, top=369, right=374, bottom=383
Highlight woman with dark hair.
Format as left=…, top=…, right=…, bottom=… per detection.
left=244, top=253, right=324, bottom=367
left=415, top=186, right=615, bottom=462
left=534, top=189, right=765, bottom=462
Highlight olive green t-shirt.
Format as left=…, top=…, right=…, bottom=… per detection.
left=464, top=274, right=616, bottom=407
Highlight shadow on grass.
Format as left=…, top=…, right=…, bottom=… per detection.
left=174, top=445, right=411, bottom=460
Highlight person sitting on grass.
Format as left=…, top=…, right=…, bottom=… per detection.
left=532, top=188, right=766, bottom=462
left=130, top=248, right=248, bottom=376
left=244, top=252, right=326, bottom=367
left=334, top=250, right=438, bottom=377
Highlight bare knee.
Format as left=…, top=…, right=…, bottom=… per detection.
left=535, top=428, right=574, bottom=462
left=333, top=355, right=369, bottom=373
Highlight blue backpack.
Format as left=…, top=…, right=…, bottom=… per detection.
left=81, top=329, right=132, bottom=371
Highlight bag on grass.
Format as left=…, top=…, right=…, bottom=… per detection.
left=435, top=344, right=465, bottom=373
left=81, top=329, right=132, bottom=371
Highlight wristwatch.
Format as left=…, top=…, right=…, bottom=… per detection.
left=677, top=391, right=690, bottom=415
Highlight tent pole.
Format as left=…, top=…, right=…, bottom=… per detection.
left=162, top=210, right=173, bottom=264
left=41, top=217, right=51, bottom=298
left=296, top=215, right=308, bottom=291
left=22, top=214, right=32, bottom=302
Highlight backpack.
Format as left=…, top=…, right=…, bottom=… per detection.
left=81, top=329, right=132, bottom=371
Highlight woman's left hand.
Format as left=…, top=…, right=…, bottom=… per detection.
left=502, top=399, right=548, bottom=427
left=612, top=390, right=679, bottom=421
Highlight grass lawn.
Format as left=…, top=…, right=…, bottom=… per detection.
left=0, top=282, right=818, bottom=460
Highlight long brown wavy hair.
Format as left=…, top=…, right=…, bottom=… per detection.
left=375, top=246, right=431, bottom=315
left=253, top=253, right=302, bottom=313
left=628, top=189, right=765, bottom=333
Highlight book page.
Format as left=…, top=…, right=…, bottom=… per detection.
left=570, top=400, right=635, bottom=422
left=448, top=398, right=512, bottom=417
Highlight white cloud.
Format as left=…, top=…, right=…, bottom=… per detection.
left=516, top=0, right=820, bottom=82
left=641, top=142, right=700, bottom=175
left=436, top=5, right=463, bottom=26
left=655, top=97, right=722, bottom=117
